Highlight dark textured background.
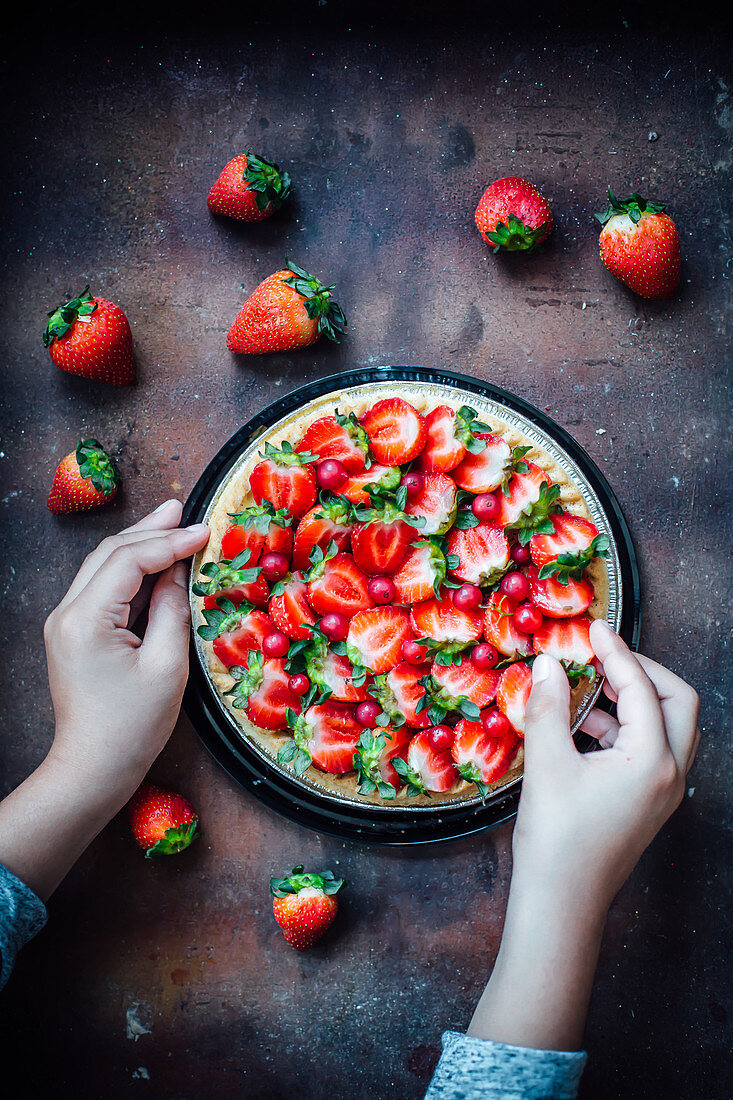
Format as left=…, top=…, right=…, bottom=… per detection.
left=1, top=5, right=731, bottom=1097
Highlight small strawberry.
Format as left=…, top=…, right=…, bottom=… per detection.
left=306, top=546, right=372, bottom=617
left=340, top=464, right=401, bottom=505
left=278, top=701, right=361, bottom=774
left=351, top=499, right=422, bottom=576
left=360, top=398, right=427, bottom=465
left=596, top=189, right=681, bottom=299
left=393, top=538, right=452, bottom=603
left=296, top=411, right=371, bottom=474
left=346, top=606, right=413, bottom=675
left=403, top=473, right=457, bottom=535
left=452, top=433, right=511, bottom=494
left=418, top=405, right=492, bottom=473
left=292, top=494, right=352, bottom=571
left=475, top=176, right=553, bottom=253
left=221, top=501, right=293, bottom=564
left=197, top=597, right=273, bottom=668
left=268, top=571, right=318, bottom=640
left=250, top=441, right=318, bottom=519
left=392, top=730, right=459, bottom=795
left=527, top=565, right=594, bottom=619
left=496, top=661, right=533, bottom=736
left=193, top=550, right=269, bottom=610
left=429, top=659, right=500, bottom=714
left=483, top=592, right=533, bottom=658
left=270, top=864, right=344, bottom=951
left=128, top=782, right=200, bottom=858
left=207, top=150, right=292, bottom=223
left=446, top=522, right=509, bottom=586
left=302, top=629, right=369, bottom=703
left=227, top=259, right=346, bottom=354
left=529, top=513, right=608, bottom=573
left=533, top=615, right=596, bottom=682
left=43, top=285, right=135, bottom=385
left=47, top=438, right=120, bottom=515
left=369, top=661, right=431, bottom=729
left=451, top=719, right=518, bottom=797
left=353, top=726, right=412, bottom=797
left=497, top=463, right=561, bottom=544
left=409, top=593, right=483, bottom=662
left=227, top=653, right=303, bottom=730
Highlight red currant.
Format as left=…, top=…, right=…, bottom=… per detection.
left=481, top=708, right=511, bottom=738
left=402, top=638, right=429, bottom=664
left=368, top=576, right=396, bottom=604
left=355, top=700, right=381, bottom=727
left=500, top=571, right=530, bottom=601
left=452, top=583, right=483, bottom=611
left=262, top=631, right=289, bottom=658
left=288, top=673, right=310, bottom=696
left=319, top=612, right=349, bottom=641
left=317, top=459, right=348, bottom=491
left=427, top=725, right=454, bottom=751
left=510, top=542, right=532, bottom=565
left=512, top=603, right=543, bottom=634
left=401, top=471, right=424, bottom=499
left=471, top=642, right=499, bottom=670
left=260, top=551, right=290, bottom=581
left=472, top=493, right=500, bottom=522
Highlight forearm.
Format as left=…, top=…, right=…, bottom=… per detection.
left=0, top=752, right=132, bottom=901
left=468, top=862, right=607, bottom=1051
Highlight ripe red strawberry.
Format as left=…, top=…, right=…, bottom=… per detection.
left=292, top=495, right=352, bottom=571
left=227, top=653, right=303, bottom=730
left=446, top=522, right=509, bottom=586
left=351, top=502, right=417, bottom=576
left=360, top=398, right=427, bottom=465
left=496, top=661, right=533, bottom=736
left=47, top=438, right=120, bottom=515
left=128, top=782, right=200, bottom=858
left=296, top=411, right=370, bottom=474
left=197, top=597, right=273, bottom=667
left=43, top=285, right=135, bottom=385
left=353, top=726, right=413, bottom=796
left=370, top=661, right=431, bottom=729
left=268, top=571, right=317, bottom=640
left=527, top=565, right=593, bottom=619
left=250, top=442, right=318, bottom=519
left=475, top=176, right=553, bottom=253
left=529, top=513, right=600, bottom=569
left=194, top=551, right=269, bottom=610
left=305, top=634, right=369, bottom=703
left=207, top=151, right=292, bottom=223
left=393, top=538, right=450, bottom=604
left=393, top=730, right=459, bottom=794
left=430, top=660, right=500, bottom=711
left=451, top=719, right=517, bottom=793
left=227, top=260, right=346, bottom=354
left=596, top=189, right=680, bottom=299
left=452, top=433, right=511, bottom=493
left=280, top=701, right=361, bottom=774
left=270, top=865, right=344, bottom=951
left=403, top=473, right=457, bottom=535
left=484, top=592, right=532, bottom=657
left=346, top=606, right=412, bottom=674
left=533, top=615, right=595, bottom=671
left=417, top=405, right=492, bottom=473
left=340, top=464, right=401, bottom=505
left=497, top=465, right=562, bottom=547
left=307, top=550, right=372, bottom=617
left=410, top=594, right=483, bottom=658
left=221, top=502, right=293, bottom=564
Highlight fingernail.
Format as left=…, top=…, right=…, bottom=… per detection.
left=154, top=498, right=178, bottom=513
left=185, top=523, right=209, bottom=535
left=532, top=654, right=551, bottom=683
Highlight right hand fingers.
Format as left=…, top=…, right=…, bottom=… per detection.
left=634, top=654, right=700, bottom=771
left=589, top=620, right=667, bottom=758
left=524, top=653, right=575, bottom=769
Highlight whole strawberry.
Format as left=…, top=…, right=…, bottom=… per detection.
left=43, top=285, right=135, bottom=385
left=128, top=782, right=200, bottom=858
left=208, top=150, right=292, bottom=222
left=475, top=176, right=553, bottom=253
left=595, top=189, right=680, bottom=299
left=47, top=438, right=120, bottom=515
left=270, top=864, right=345, bottom=950
left=227, top=259, right=346, bottom=354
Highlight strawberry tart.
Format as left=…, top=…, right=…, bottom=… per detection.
left=191, top=380, right=615, bottom=808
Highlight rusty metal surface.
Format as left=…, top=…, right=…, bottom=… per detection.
left=0, top=11, right=730, bottom=1099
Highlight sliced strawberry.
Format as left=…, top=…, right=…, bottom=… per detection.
left=496, top=661, right=533, bottom=736
left=227, top=654, right=302, bottom=731
left=453, top=433, right=511, bottom=493
left=497, top=461, right=558, bottom=533
left=194, top=551, right=270, bottom=610
left=418, top=405, right=466, bottom=472
left=451, top=719, right=518, bottom=791
left=483, top=592, right=532, bottom=657
left=250, top=441, right=318, bottom=519
left=403, top=473, right=457, bottom=535
left=527, top=565, right=593, bottom=619
left=370, top=661, right=431, bottom=728
left=351, top=501, right=417, bottom=576
left=203, top=578, right=269, bottom=610
left=529, top=513, right=599, bottom=567
left=206, top=606, right=273, bottom=668
left=393, top=730, right=459, bottom=794
left=305, top=637, right=369, bottom=703
left=353, top=726, right=413, bottom=796
left=340, top=464, right=401, bottom=505
left=292, top=494, right=352, bottom=573
left=346, top=607, right=412, bottom=674
left=533, top=615, right=595, bottom=670
left=269, top=571, right=318, bottom=640
left=430, top=660, right=500, bottom=710
left=360, top=398, right=427, bottom=465
left=296, top=411, right=370, bottom=474
left=393, top=539, right=450, bottom=603
left=410, top=593, right=483, bottom=658
left=288, top=702, right=361, bottom=774
left=446, top=523, right=509, bottom=586
left=307, top=552, right=372, bottom=617
left=221, top=501, right=293, bottom=564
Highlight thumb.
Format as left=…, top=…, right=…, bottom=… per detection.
left=140, top=562, right=191, bottom=673
left=523, top=653, right=574, bottom=768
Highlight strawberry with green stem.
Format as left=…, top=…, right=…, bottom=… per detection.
left=451, top=720, right=518, bottom=800
left=422, top=660, right=500, bottom=723
left=392, top=730, right=459, bottom=795
left=353, top=727, right=411, bottom=798
left=368, top=661, right=431, bottom=729
left=197, top=597, right=273, bottom=668
left=270, top=865, right=344, bottom=951
left=527, top=566, right=594, bottom=619
left=475, top=176, right=553, bottom=254
left=530, top=514, right=609, bottom=581
left=305, top=542, right=372, bottom=617
left=47, top=438, right=120, bottom=515
left=484, top=591, right=533, bottom=658
left=193, top=550, right=268, bottom=610
left=221, top=501, right=293, bottom=564
left=418, top=405, right=493, bottom=473
left=533, top=616, right=596, bottom=684
left=296, top=410, right=371, bottom=474
left=296, top=626, right=370, bottom=703
left=346, top=606, right=413, bottom=676
left=292, top=492, right=353, bottom=570
left=128, top=782, right=200, bottom=858
left=453, top=434, right=512, bottom=495
left=207, top=151, right=292, bottom=222
left=403, top=472, right=458, bottom=535
left=596, top=189, right=680, bottom=299
left=393, top=537, right=456, bottom=603
left=446, top=522, right=510, bottom=587
left=340, top=464, right=401, bottom=506
left=351, top=498, right=425, bottom=576
left=278, top=701, right=361, bottom=775
left=410, top=592, right=483, bottom=665
left=43, top=285, right=135, bottom=386
left=268, top=570, right=318, bottom=639
left=250, top=441, right=319, bottom=519
left=227, top=651, right=304, bottom=729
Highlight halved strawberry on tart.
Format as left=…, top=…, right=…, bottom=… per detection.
left=193, top=386, right=612, bottom=807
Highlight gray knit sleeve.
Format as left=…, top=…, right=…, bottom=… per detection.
left=0, top=862, right=47, bottom=991
left=424, top=1031, right=587, bottom=1100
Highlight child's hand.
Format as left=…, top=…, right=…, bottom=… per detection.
left=43, top=500, right=210, bottom=801
left=513, top=619, right=700, bottom=909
